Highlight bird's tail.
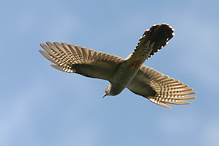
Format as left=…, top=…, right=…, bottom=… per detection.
left=142, top=23, right=174, bottom=58
left=126, top=24, right=174, bottom=63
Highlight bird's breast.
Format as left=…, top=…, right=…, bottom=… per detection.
left=110, top=61, right=140, bottom=95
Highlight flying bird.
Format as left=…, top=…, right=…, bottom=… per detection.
left=39, top=24, right=195, bottom=108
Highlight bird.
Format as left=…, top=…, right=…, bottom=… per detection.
left=39, top=24, right=196, bottom=108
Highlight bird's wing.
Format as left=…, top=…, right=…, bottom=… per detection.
left=126, top=24, right=174, bottom=63
left=128, top=65, right=196, bottom=108
left=39, top=42, right=124, bottom=81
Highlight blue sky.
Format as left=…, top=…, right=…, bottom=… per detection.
left=0, top=0, right=219, bottom=146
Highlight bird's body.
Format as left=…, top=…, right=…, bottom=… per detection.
left=109, top=40, right=155, bottom=95
left=108, top=61, right=140, bottom=95
left=39, top=24, right=196, bottom=108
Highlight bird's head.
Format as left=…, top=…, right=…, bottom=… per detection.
left=103, top=84, right=112, bottom=98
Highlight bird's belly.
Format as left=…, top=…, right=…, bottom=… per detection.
left=110, top=61, right=140, bottom=95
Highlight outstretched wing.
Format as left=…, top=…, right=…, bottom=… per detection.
left=39, top=42, right=124, bottom=81
left=128, top=65, right=196, bottom=108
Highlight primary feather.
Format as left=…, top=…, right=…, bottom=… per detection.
left=40, top=42, right=124, bottom=80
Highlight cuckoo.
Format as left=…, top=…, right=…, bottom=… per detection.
left=39, top=24, right=196, bottom=108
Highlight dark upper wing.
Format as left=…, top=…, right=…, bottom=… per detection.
left=128, top=65, right=196, bottom=108
left=39, top=42, right=124, bottom=81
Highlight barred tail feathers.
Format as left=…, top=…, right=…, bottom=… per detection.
left=142, top=23, right=174, bottom=58
left=126, top=24, right=174, bottom=63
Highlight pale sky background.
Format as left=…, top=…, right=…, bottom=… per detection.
left=0, top=0, right=219, bottom=146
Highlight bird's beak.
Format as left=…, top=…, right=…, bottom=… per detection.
left=102, top=93, right=107, bottom=98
